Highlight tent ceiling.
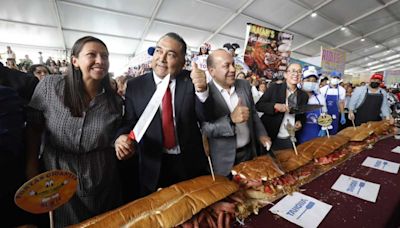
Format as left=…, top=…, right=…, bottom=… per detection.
left=0, top=0, right=399, bottom=74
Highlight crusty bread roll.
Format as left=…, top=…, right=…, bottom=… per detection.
left=69, top=175, right=238, bottom=228
left=275, top=147, right=313, bottom=172
left=361, top=120, right=391, bottom=136
left=231, top=155, right=284, bottom=181
left=274, top=135, right=348, bottom=171
left=307, top=135, right=349, bottom=158
left=338, top=126, right=373, bottom=141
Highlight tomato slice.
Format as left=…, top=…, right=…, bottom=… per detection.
left=233, top=175, right=241, bottom=182
left=264, top=185, right=273, bottom=194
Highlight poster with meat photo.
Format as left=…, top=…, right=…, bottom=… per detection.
left=243, top=23, right=294, bottom=79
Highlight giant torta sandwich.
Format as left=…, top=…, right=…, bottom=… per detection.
left=303, top=135, right=350, bottom=165
left=361, top=120, right=393, bottom=138
left=274, top=135, right=349, bottom=187
left=274, top=145, right=317, bottom=186
left=231, top=155, right=285, bottom=218
left=276, top=145, right=314, bottom=173
left=338, top=125, right=375, bottom=153
left=231, top=136, right=350, bottom=219
left=70, top=175, right=239, bottom=228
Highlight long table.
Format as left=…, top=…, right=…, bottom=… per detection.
left=237, top=136, right=400, bottom=228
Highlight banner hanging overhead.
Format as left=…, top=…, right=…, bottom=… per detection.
left=320, top=47, right=346, bottom=76
left=243, top=23, right=294, bottom=79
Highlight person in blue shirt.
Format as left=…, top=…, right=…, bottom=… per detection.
left=348, top=73, right=393, bottom=125
left=297, top=66, right=327, bottom=144
left=319, top=71, right=346, bottom=134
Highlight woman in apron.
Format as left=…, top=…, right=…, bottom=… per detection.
left=297, top=66, right=327, bottom=144
left=348, top=73, right=393, bottom=125
left=320, top=71, right=346, bottom=134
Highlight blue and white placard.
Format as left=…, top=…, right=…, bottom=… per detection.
left=361, top=157, right=399, bottom=174
left=331, top=174, right=380, bottom=202
left=269, top=192, right=332, bottom=228
left=391, top=146, right=400, bottom=154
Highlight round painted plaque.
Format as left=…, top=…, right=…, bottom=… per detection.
left=14, top=170, right=78, bottom=214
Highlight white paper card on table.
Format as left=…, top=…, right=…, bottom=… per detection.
left=361, top=157, right=399, bottom=174
left=269, top=192, right=332, bottom=228
left=331, top=174, right=380, bottom=203
left=391, top=146, right=400, bottom=154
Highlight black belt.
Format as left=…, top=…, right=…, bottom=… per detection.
left=235, top=143, right=253, bottom=164
left=277, top=136, right=290, bottom=140
left=236, top=143, right=251, bottom=152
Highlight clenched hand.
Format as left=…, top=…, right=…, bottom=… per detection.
left=115, top=134, right=134, bottom=160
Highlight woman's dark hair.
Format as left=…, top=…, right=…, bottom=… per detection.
left=64, top=36, right=120, bottom=117
left=320, top=77, right=329, bottom=83
left=231, top=43, right=240, bottom=50
left=199, top=47, right=209, bottom=55
left=198, top=44, right=209, bottom=55
left=223, top=43, right=240, bottom=51
left=223, top=43, right=233, bottom=50
left=236, top=71, right=246, bottom=78
left=28, top=64, right=50, bottom=75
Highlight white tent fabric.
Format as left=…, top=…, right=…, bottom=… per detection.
left=0, top=0, right=399, bottom=75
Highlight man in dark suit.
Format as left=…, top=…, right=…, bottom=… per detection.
left=114, top=33, right=212, bottom=196
left=0, top=63, right=45, bottom=227
left=201, top=49, right=271, bottom=176
left=0, top=62, right=38, bottom=104
left=256, top=63, right=309, bottom=151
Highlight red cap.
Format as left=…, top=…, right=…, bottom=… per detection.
left=370, top=73, right=383, bottom=81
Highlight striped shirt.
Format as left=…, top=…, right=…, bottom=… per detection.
left=28, top=75, right=123, bottom=227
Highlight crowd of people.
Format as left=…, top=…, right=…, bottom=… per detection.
left=1, top=32, right=399, bottom=227
left=0, top=46, right=70, bottom=81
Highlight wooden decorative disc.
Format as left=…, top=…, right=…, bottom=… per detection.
left=14, top=170, right=78, bottom=214
left=318, top=114, right=333, bottom=127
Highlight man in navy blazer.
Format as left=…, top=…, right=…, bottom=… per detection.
left=114, top=33, right=212, bottom=196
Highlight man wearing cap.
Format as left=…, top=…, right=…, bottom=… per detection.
left=348, top=73, right=393, bottom=125
left=297, top=66, right=327, bottom=144
left=320, top=71, right=346, bottom=134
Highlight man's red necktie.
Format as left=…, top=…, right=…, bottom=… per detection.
left=162, top=84, right=176, bottom=149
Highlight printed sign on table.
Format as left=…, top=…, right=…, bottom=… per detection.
left=269, top=192, right=332, bottom=228
left=391, top=146, right=400, bottom=154
left=331, top=174, right=380, bottom=203
left=361, top=157, right=399, bottom=174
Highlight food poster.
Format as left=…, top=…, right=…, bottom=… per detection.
left=243, top=23, right=294, bottom=80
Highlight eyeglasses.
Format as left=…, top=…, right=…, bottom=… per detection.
left=287, top=70, right=302, bottom=74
